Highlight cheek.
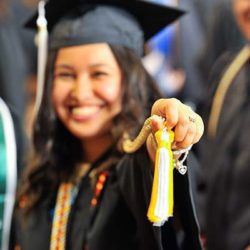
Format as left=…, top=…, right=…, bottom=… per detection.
left=96, top=80, right=123, bottom=104
left=51, top=84, right=69, bottom=109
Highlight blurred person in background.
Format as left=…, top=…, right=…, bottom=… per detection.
left=178, top=0, right=244, bottom=109
left=1, top=1, right=36, bottom=249
left=0, top=0, right=27, bottom=173
left=177, top=0, right=205, bottom=109
left=197, top=0, right=244, bottom=92
left=0, top=97, right=17, bottom=250
left=11, top=0, right=39, bottom=139
left=0, top=0, right=38, bottom=173
left=198, top=0, right=250, bottom=249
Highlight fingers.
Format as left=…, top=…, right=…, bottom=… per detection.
left=146, top=133, right=157, bottom=164
left=175, top=121, right=196, bottom=148
left=151, top=98, right=204, bottom=149
left=174, top=106, right=190, bottom=143
left=150, top=115, right=165, bottom=134
left=193, top=114, right=204, bottom=143
left=151, top=98, right=179, bottom=129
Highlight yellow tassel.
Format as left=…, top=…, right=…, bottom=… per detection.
left=147, top=128, right=174, bottom=226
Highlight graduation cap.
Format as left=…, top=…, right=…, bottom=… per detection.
left=28, top=0, right=184, bottom=113
left=27, top=0, right=184, bottom=55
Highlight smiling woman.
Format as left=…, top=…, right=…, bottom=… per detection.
left=52, top=44, right=123, bottom=145
left=11, top=1, right=204, bottom=250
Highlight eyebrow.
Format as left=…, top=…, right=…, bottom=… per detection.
left=54, top=64, right=73, bottom=70
left=88, top=63, right=114, bottom=70
left=54, top=63, right=115, bottom=70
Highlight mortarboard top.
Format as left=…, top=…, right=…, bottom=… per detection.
left=26, top=0, right=184, bottom=55
left=26, top=0, right=184, bottom=39
left=26, top=0, right=184, bottom=56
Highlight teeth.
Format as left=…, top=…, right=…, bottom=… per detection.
left=72, top=107, right=99, bottom=116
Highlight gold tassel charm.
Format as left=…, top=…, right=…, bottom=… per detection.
left=122, top=117, right=153, bottom=153
left=122, top=116, right=183, bottom=226
left=147, top=129, right=174, bottom=226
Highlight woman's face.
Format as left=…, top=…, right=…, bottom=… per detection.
left=52, top=43, right=123, bottom=140
left=233, top=0, right=250, bottom=40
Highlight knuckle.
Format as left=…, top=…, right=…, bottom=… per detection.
left=179, top=118, right=189, bottom=127
left=178, top=140, right=191, bottom=149
left=171, top=97, right=180, bottom=103
left=170, top=98, right=181, bottom=107
left=166, top=118, right=177, bottom=127
left=187, top=125, right=196, bottom=135
left=174, top=133, right=185, bottom=142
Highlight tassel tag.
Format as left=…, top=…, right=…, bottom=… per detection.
left=147, top=128, right=174, bottom=226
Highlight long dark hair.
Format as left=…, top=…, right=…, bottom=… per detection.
left=18, top=44, right=162, bottom=211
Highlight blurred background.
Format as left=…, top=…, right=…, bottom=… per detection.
left=0, top=0, right=248, bottom=249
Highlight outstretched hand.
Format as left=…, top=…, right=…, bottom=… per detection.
left=147, top=98, right=204, bottom=161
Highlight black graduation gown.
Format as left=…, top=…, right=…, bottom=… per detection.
left=199, top=50, right=250, bottom=250
left=13, top=147, right=201, bottom=250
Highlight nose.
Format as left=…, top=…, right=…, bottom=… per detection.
left=70, top=74, right=93, bottom=101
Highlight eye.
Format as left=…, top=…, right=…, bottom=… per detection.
left=91, top=71, right=108, bottom=79
left=54, top=72, right=76, bottom=81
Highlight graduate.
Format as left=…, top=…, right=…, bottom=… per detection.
left=12, top=0, right=204, bottom=249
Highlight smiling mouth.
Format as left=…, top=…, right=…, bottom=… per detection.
left=70, top=106, right=101, bottom=120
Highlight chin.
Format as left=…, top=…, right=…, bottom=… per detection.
left=70, top=129, right=100, bottom=140
left=69, top=124, right=109, bottom=141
